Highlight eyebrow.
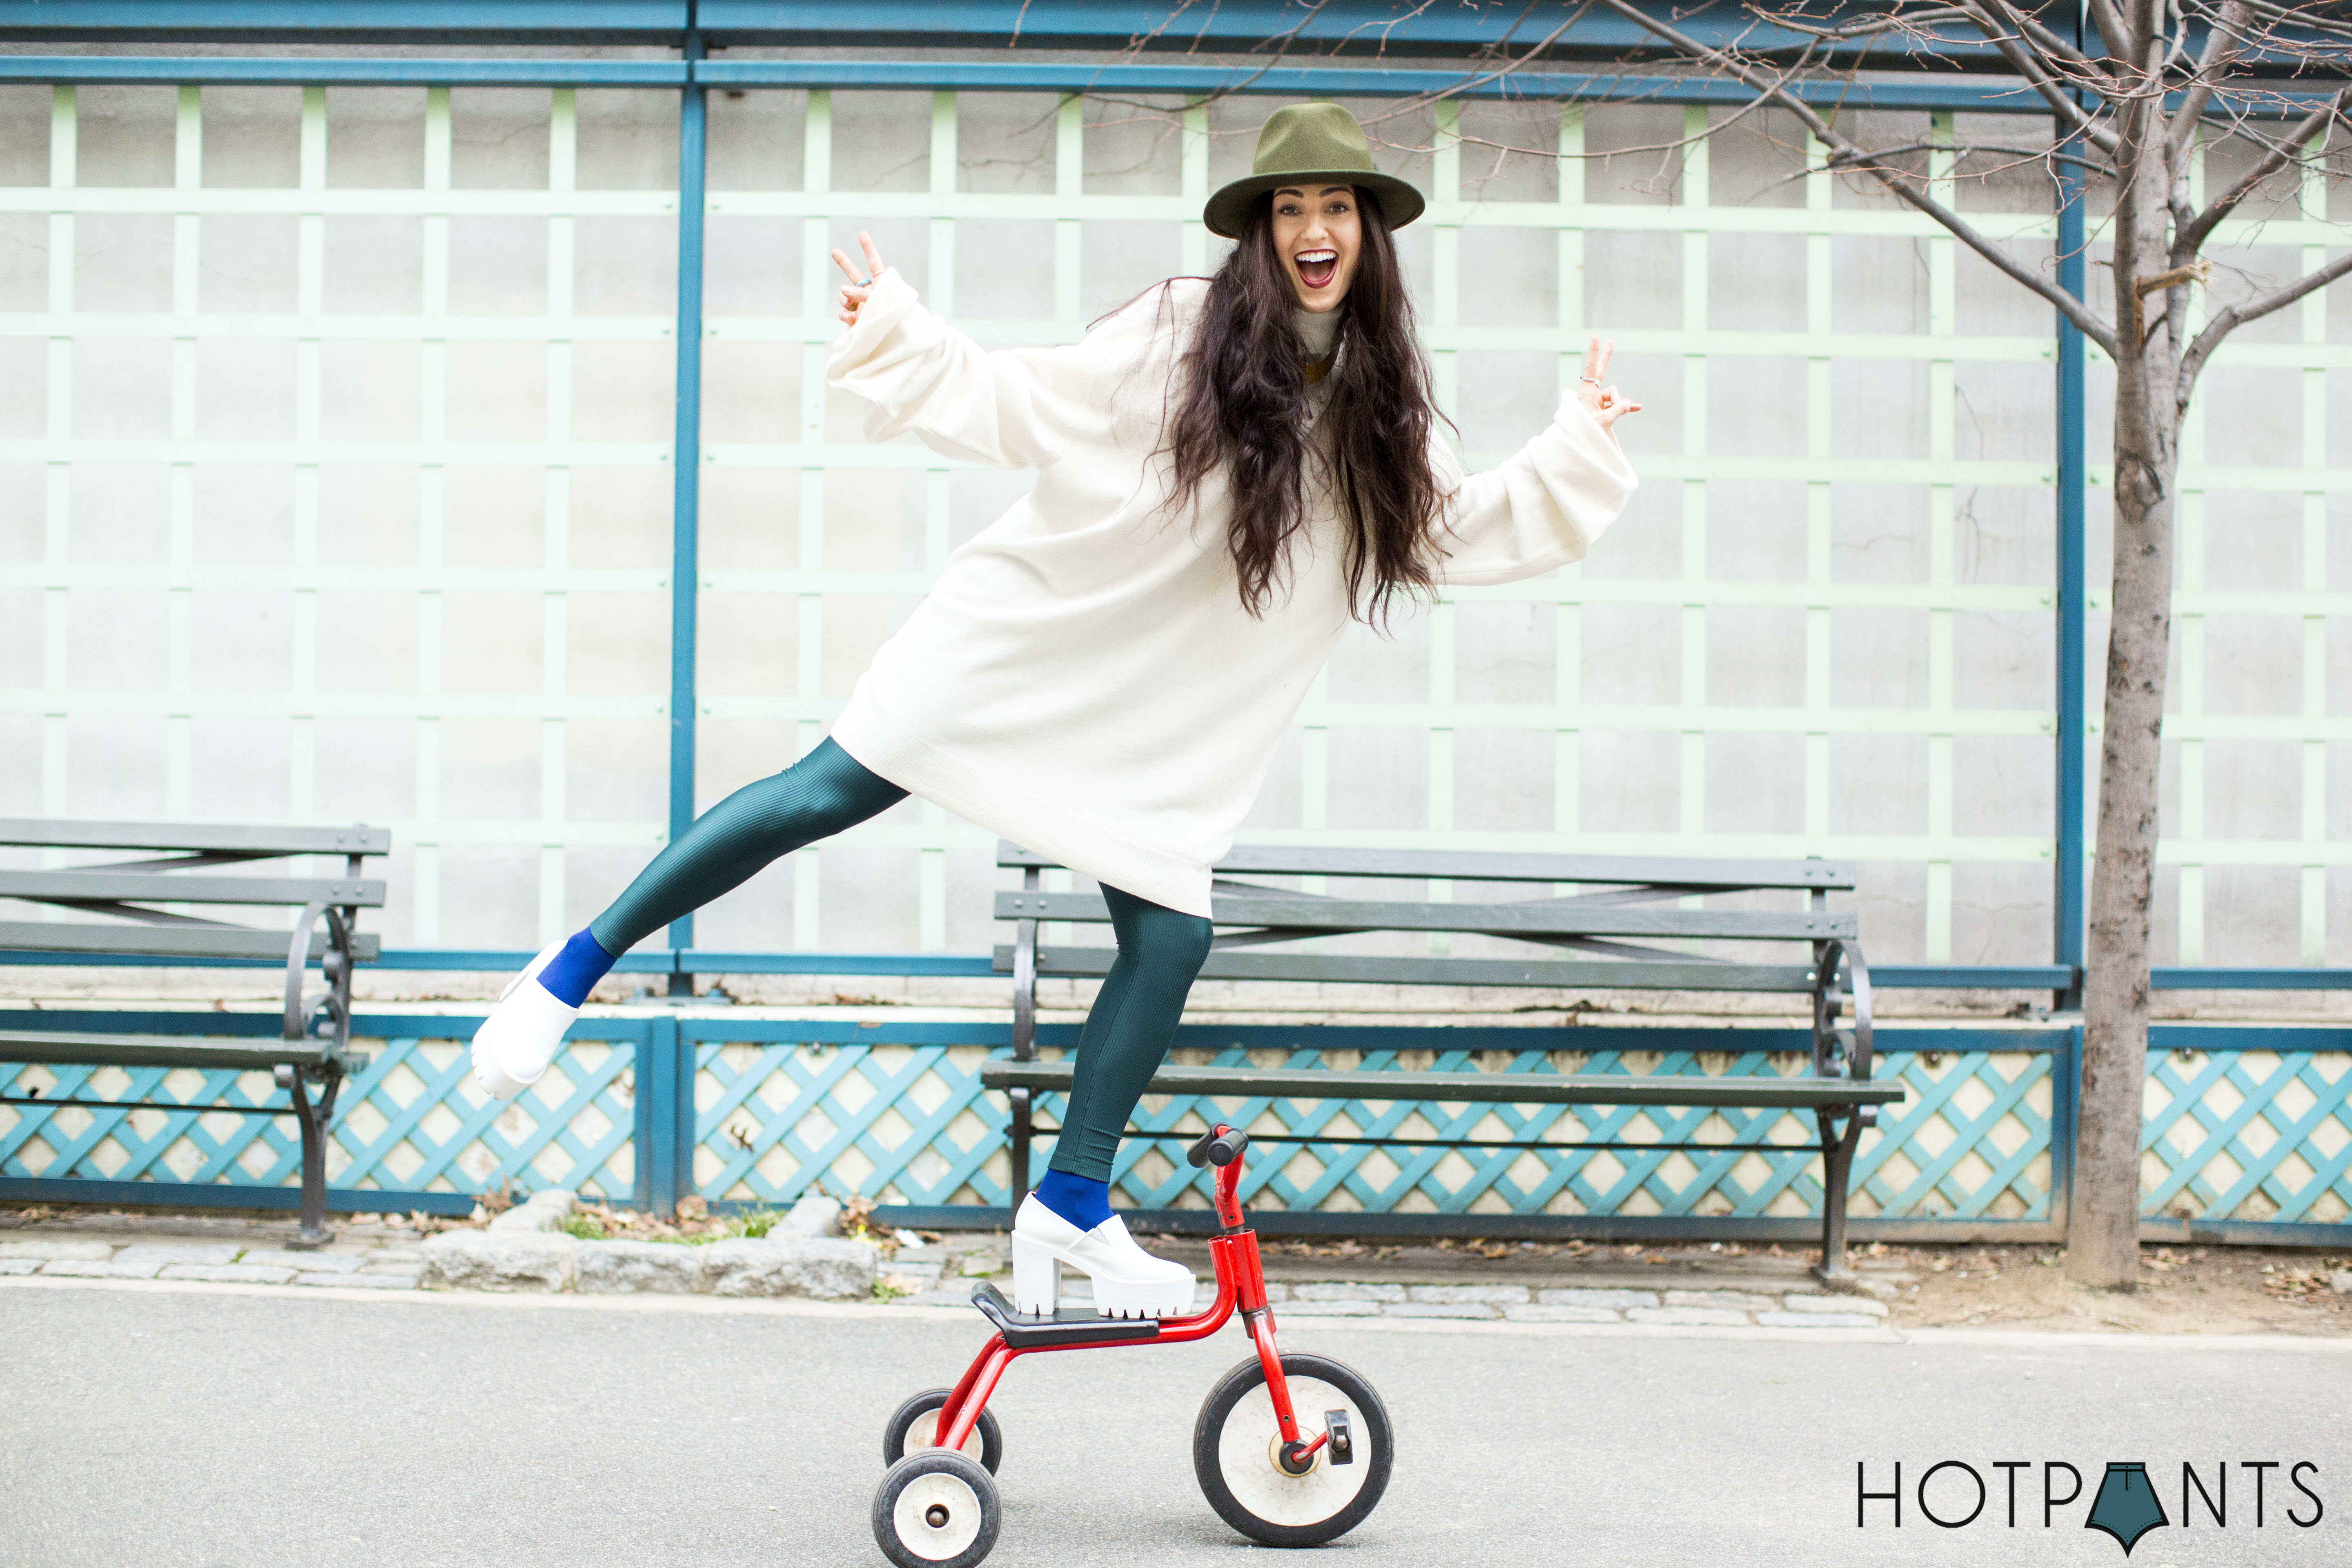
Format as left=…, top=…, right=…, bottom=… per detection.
left=1274, top=185, right=1354, bottom=198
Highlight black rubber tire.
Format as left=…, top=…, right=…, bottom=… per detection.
left=883, top=1388, right=1004, bottom=1474
left=1193, top=1352, right=1393, bottom=1547
left=873, top=1450, right=1000, bottom=1568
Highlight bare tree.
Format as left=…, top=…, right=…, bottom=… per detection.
left=1552, top=0, right=2351, bottom=1287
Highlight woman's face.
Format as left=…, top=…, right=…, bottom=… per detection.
left=1270, top=184, right=1361, bottom=314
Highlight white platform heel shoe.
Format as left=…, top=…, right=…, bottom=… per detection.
left=468, top=938, right=578, bottom=1100
left=1010, top=1193, right=1196, bottom=1319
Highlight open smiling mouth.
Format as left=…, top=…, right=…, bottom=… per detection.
left=1294, top=249, right=1338, bottom=290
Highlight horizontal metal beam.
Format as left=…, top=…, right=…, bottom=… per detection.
left=0, top=1175, right=477, bottom=1217
left=3, top=51, right=2341, bottom=117
left=2, top=944, right=2341, bottom=994
left=693, top=58, right=2045, bottom=110
left=1869, top=964, right=2076, bottom=989
left=0, top=819, right=389, bottom=855
left=997, top=889, right=1855, bottom=942
left=674, top=949, right=1000, bottom=978
left=0, top=1, right=687, bottom=41
left=0, top=871, right=383, bottom=908
left=2152, top=967, right=2352, bottom=991
left=0, top=54, right=688, bottom=85
left=1004, top=840, right=1855, bottom=891
left=872, top=1205, right=2067, bottom=1245
left=0, top=52, right=2037, bottom=107
left=0, top=924, right=381, bottom=962
left=984, top=1059, right=1907, bottom=1107
left=0, top=1029, right=347, bottom=1069
left=1004, top=943, right=1819, bottom=992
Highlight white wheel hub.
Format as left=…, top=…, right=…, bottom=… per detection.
left=891, top=1470, right=982, bottom=1561
left=909, top=1410, right=985, bottom=1462
left=1214, top=1377, right=1370, bottom=1528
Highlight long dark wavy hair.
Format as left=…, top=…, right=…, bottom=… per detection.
left=1161, top=189, right=1446, bottom=622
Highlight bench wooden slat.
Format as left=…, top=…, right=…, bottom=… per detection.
left=0, top=820, right=390, bottom=856
left=0, top=871, right=385, bottom=907
left=0, top=1029, right=351, bottom=1071
left=998, top=841, right=1855, bottom=891
left=0, top=923, right=383, bottom=962
left=983, top=1060, right=1904, bottom=1109
left=994, top=890, right=1854, bottom=942
left=997, top=944, right=1817, bottom=993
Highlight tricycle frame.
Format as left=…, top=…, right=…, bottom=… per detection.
left=932, top=1127, right=1324, bottom=1468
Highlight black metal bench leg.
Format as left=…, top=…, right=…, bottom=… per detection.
left=1009, top=1087, right=1031, bottom=1212
left=286, top=1066, right=339, bottom=1250
left=1813, top=1107, right=1857, bottom=1286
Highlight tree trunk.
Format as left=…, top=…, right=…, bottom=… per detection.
left=2071, top=55, right=2179, bottom=1290
left=2074, top=407, right=2174, bottom=1290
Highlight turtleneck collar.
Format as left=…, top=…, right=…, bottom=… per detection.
left=1293, top=304, right=1342, bottom=360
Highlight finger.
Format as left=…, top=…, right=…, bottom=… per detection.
left=831, top=247, right=867, bottom=285
left=1592, top=338, right=1615, bottom=379
left=859, top=231, right=886, bottom=281
left=1581, top=334, right=1603, bottom=381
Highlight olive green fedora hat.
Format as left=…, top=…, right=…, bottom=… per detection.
left=1202, top=102, right=1426, bottom=239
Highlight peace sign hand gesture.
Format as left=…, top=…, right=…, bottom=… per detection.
left=1575, top=336, right=1640, bottom=437
left=831, top=231, right=889, bottom=326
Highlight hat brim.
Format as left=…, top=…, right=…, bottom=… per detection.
left=1201, top=170, right=1426, bottom=240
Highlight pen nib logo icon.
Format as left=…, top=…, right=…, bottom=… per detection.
left=2085, top=1463, right=2169, bottom=1556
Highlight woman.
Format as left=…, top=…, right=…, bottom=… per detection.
left=470, top=103, right=1639, bottom=1320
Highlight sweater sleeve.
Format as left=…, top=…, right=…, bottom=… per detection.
left=826, top=268, right=1143, bottom=470
left=1430, top=392, right=1639, bottom=586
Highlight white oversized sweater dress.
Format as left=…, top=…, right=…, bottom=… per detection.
left=824, top=269, right=1639, bottom=920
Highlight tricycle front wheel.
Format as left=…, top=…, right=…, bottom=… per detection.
left=1193, top=1352, right=1392, bottom=1546
left=872, top=1450, right=999, bottom=1568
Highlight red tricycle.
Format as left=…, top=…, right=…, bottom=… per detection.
left=870, top=1125, right=1393, bottom=1567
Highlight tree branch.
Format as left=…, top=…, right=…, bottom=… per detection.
left=2009, top=5, right=2119, bottom=81
left=1953, top=0, right=2123, bottom=154
left=1592, top=0, right=2118, bottom=357
left=2083, top=0, right=2139, bottom=70
left=1743, top=2, right=1983, bottom=41
left=2164, top=0, right=2252, bottom=169
left=2175, top=84, right=2350, bottom=257
left=2179, top=247, right=2352, bottom=398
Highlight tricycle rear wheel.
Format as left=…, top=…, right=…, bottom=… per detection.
left=883, top=1387, right=1003, bottom=1474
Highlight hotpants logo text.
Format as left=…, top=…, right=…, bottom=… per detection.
left=1856, top=1460, right=2323, bottom=1546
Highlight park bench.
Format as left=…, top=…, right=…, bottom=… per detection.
left=983, top=843, right=1902, bottom=1283
left=0, top=820, right=389, bottom=1246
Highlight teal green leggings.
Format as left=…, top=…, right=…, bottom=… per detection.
left=587, top=739, right=1213, bottom=1184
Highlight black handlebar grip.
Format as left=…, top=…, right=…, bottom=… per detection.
left=1185, top=1127, right=1252, bottom=1168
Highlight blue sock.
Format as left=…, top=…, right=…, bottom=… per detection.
left=1033, top=1168, right=1113, bottom=1230
left=535, top=928, right=617, bottom=1008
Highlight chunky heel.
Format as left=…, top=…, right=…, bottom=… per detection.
left=1010, top=1235, right=1061, bottom=1315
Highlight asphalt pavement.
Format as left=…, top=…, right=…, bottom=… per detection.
left=1, top=1280, right=2344, bottom=1568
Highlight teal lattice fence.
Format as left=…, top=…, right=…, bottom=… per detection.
left=0, top=1012, right=650, bottom=1213
left=2141, top=1027, right=2352, bottom=1232
left=2, top=1013, right=2347, bottom=1245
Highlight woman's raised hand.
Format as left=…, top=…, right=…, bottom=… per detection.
left=831, top=231, right=889, bottom=326
left=1575, top=336, right=1640, bottom=436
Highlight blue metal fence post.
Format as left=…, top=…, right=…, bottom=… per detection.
left=2053, top=116, right=2089, bottom=1016
left=646, top=1013, right=685, bottom=1213
left=664, top=14, right=708, bottom=997
left=634, top=1020, right=656, bottom=1211
left=2049, top=1024, right=2080, bottom=1237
